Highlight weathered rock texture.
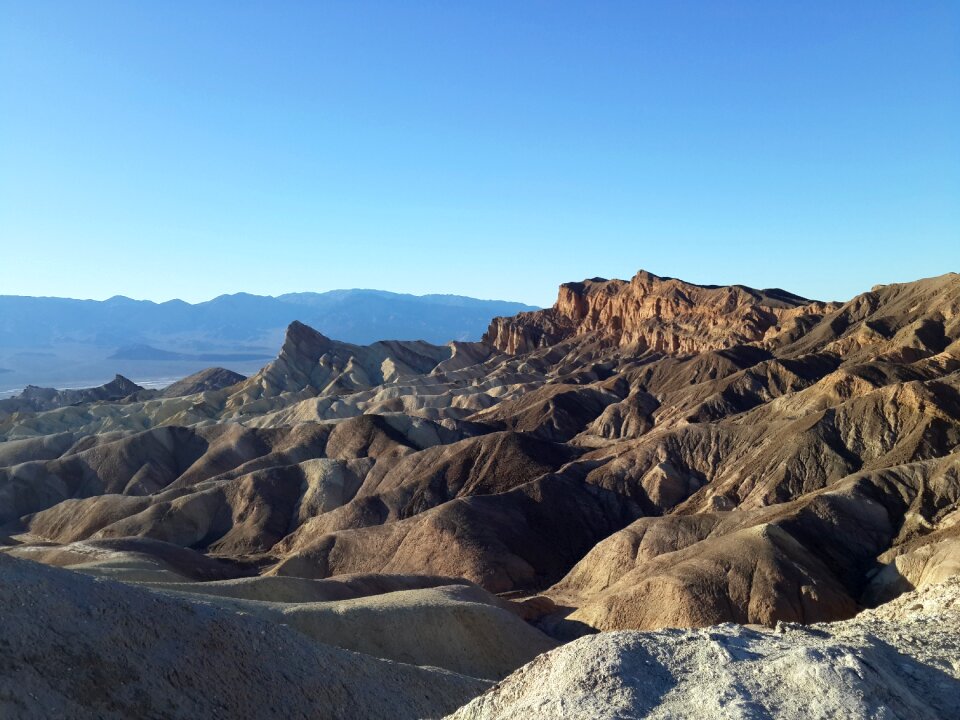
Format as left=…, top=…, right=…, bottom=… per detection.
left=0, top=554, right=487, bottom=720
left=447, top=577, right=960, bottom=720
left=483, top=271, right=822, bottom=354
left=2, top=270, right=959, bottom=639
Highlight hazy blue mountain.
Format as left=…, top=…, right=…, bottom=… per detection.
left=0, top=290, right=537, bottom=394
left=0, top=290, right=535, bottom=347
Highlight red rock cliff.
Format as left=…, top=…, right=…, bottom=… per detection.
left=484, top=270, right=822, bottom=355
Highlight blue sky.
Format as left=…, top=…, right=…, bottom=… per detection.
left=1, top=1, right=957, bottom=306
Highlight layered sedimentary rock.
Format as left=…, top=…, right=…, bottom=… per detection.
left=2, top=270, right=960, bottom=643
left=483, top=270, right=825, bottom=354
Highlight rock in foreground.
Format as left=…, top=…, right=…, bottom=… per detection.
left=447, top=578, right=960, bottom=720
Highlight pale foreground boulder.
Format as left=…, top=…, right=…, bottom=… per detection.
left=447, top=577, right=960, bottom=720
left=0, top=554, right=487, bottom=720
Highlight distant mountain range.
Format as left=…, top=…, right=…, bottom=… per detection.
left=0, top=290, right=537, bottom=393
left=0, top=290, right=537, bottom=347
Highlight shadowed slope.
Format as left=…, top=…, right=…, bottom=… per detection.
left=0, top=554, right=488, bottom=720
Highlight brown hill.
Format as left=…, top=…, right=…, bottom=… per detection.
left=2, top=269, right=959, bottom=643
left=161, top=367, right=246, bottom=397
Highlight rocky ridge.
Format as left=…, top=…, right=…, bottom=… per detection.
left=1, top=269, right=959, bottom=717
left=0, top=374, right=144, bottom=418
left=483, top=270, right=828, bottom=354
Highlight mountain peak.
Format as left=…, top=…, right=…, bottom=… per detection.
left=280, top=320, right=334, bottom=359
left=101, top=374, right=144, bottom=397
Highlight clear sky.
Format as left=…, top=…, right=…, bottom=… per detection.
left=1, top=1, right=957, bottom=306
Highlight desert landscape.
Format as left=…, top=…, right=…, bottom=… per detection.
left=2, top=268, right=959, bottom=718
left=3, top=3, right=957, bottom=717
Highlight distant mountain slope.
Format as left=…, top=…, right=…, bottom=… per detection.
left=0, top=290, right=537, bottom=347
left=0, top=374, right=144, bottom=417
left=160, top=368, right=247, bottom=398
left=0, top=290, right=536, bottom=392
